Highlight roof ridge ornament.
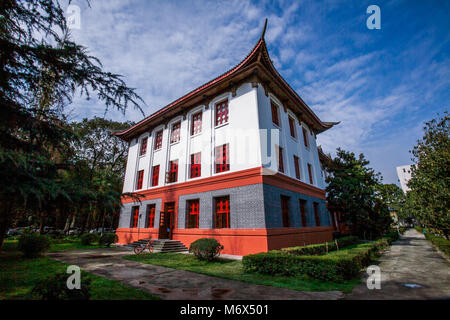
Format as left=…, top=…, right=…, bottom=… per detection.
left=260, top=18, right=268, bottom=40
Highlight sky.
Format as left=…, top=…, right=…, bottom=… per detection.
left=66, top=0, right=450, bottom=185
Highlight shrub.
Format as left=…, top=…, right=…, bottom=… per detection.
left=243, top=239, right=389, bottom=282
left=398, top=226, right=408, bottom=234
left=383, top=230, right=400, bottom=244
left=80, top=233, right=99, bottom=245
left=32, top=274, right=91, bottom=300
left=189, top=238, right=224, bottom=261
left=99, top=233, right=118, bottom=247
left=17, top=233, right=50, bottom=258
left=281, top=236, right=358, bottom=256
left=424, top=233, right=450, bottom=257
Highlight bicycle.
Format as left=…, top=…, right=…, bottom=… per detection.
left=133, top=239, right=155, bottom=254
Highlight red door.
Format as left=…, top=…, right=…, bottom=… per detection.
left=159, top=202, right=175, bottom=239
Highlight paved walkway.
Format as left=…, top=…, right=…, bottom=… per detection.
left=47, top=248, right=342, bottom=300
left=345, top=229, right=450, bottom=300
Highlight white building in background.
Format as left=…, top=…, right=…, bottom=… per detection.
left=396, top=164, right=414, bottom=193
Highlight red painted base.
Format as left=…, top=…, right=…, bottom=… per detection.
left=116, top=227, right=334, bottom=256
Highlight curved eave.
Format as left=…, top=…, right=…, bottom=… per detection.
left=114, top=37, right=339, bottom=140
left=257, top=42, right=338, bottom=133
left=114, top=39, right=265, bottom=141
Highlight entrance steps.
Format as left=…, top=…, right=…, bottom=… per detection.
left=125, top=239, right=188, bottom=253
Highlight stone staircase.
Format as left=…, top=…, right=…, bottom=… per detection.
left=125, top=239, right=188, bottom=253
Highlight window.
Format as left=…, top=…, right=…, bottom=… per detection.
left=313, top=202, right=321, bottom=226
left=167, top=160, right=178, bottom=183
left=146, top=204, right=155, bottom=228
left=281, top=196, right=290, bottom=227
left=271, top=101, right=280, bottom=126
left=278, top=146, right=284, bottom=173
left=215, top=144, right=230, bottom=173
left=151, top=165, right=159, bottom=187
left=136, top=170, right=144, bottom=190
left=299, top=200, right=307, bottom=227
left=170, top=121, right=181, bottom=143
left=215, top=100, right=229, bottom=126
left=186, top=199, right=199, bottom=228
left=302, top=127, right=309, bottom=147
left=214, top=196, right=230, bottom=228
left=131, top=206, right=139, bottom=228
left=307, top=163, right=314, bottom=184
left=139, top=137, right=148, bottom=156
left=190, top=152, right=201, bottom=178
left=294, top=155, right=301, bottom=180
left=154, top=130, right=163, bottom=150
left=288, top=117, right=296, bottom=138
left=191, top=111, right=202, bottom=135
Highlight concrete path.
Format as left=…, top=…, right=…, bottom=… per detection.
left=345, top=229, right=450, bottom=300
left=48, top=248, right=342, bottom=300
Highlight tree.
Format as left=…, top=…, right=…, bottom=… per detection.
left=0, top=0, right=144, bottom=250
left=408, top=112, right=449, bottom=239
left=324, top=148, right=392, bottom=239
left=376, top=183, right=405, bottom=225
left=67, top=118, right=133, bottom=233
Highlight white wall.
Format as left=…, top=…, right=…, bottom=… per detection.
left=396, top=164, right=414, bottom=193
left=122, top=81, right=326, bottom=193
left=256, top=85, right=326, bottom=189
left=122, top=82, right=262, bottom=193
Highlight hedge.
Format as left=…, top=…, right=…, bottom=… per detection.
left=242, top=239, right=389, bottom=282
left=280, top=236, right=358, bottom=256
left=424, top=233, right=450, bottom=257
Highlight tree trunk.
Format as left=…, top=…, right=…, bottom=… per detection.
left=101, top=209, right=106, bottom=235
left=0, top=201, right=13, bottom=253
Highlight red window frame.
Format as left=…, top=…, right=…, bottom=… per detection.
left=214, top=196, right=230, bottom=228
left=154, top=130, right=163, bottom=150
left=307, top=163, right=314, bottom=184
left=313, top=202, right=321, bottom=226
left=281, top=196, right=290, bottom=227
left=167, top=160, right=178, bottom=183
left=131, top=206, right=139, bottom=228
left=151, top=165, right=159, bottom=186
left=147, top=204, right=155, bottom=228
left=215, top=100, right=229, bottom=126
left=191, top=111, right=202, bottom=135
left=186, top=199, right=200, bottom=228
left=278, top=146, right=284, bottom=173
left=271, top=101, right=280, bottom=126
left=302, top=127, right=309, bottom=147
left=294, top=155, right=301, bottom=180
left=215, top=144, right=230, bottom=173
left=289, top=117, right=296, bottom=138
left=170, top=121, right=181, bottom=143
left=139, top=137, right=148, bottom=156
left=299, top=199, right=307, bottom=227
left=136, top=170, right=144, bottom=190
left=190, top=152, right=201, bottom=178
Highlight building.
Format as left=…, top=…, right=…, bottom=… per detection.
left=396, top=164, right=414, bottom=193
left=113, top=21, right=339, bottom=255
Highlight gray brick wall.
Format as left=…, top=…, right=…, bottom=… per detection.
left=262, top=184, right=331, bottom=228
left=118, top=198, right=162, bottom=229
left=178, top=184, right=266, bottom=229
left=118, top=183, right=330, bottom=231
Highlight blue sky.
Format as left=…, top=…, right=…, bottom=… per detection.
left=67, top=0, right=449, bottom=185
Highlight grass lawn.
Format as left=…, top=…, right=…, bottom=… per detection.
left=0, top=240, right=160, bottom=300
left=125, top=252, right=362, bottom=293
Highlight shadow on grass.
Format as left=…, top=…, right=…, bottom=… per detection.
left=124, top=252, right=361, bottom=293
